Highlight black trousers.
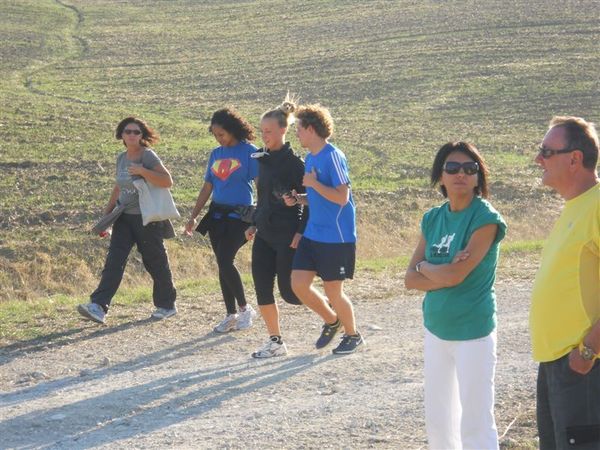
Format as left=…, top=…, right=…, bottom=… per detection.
left=252, top=234, right=301, bottom=306
left=537, top=354, right=600, bottom=449
left=91, top=213, right=176, bottom=311
left=208, top=217, right=249, bottom=314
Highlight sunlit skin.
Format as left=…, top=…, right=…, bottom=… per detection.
left=244, top=117, right=304, bottom=337
left=121, top=123, right=172, bottom=187
left=260, top=117, right=286, bottom=151
left=535, top=125, right=600, bottom=375
left=534, top=125, right=576, bottom=197
left=284, top=119, right=349, bottom=207
left=287, top=118, right=357, bottom=336
left=211, top=124, right=238, bottom=147
left=439, top=151, right=479, bottom=212
left=101, top=121, right=172, bottom=237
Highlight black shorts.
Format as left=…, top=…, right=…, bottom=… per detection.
left=292, top=237, right=355, bottom=281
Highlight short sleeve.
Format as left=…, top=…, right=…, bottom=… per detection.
left=142, top=149, right=162, bottom=169
left=204, top=150, right=216, bottom=182
left=472, top=200, right=507, bottom=244
left=328, top=150, right=350, bottom=187
left=248, top=153, right=259, bottom=179
left=420, top=208, right=433, bottom=236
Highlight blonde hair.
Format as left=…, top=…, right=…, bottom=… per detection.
left=261, top=92, right=299, bottom=129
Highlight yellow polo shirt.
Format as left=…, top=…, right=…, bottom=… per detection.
left=530, top=183, right=600, bottom=362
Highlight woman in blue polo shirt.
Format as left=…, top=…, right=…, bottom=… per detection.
left=184, top=108, right=258, bottom=333
left=404, top=142, right=507, bottom=450
left=284, top=104, right=363, bottom=355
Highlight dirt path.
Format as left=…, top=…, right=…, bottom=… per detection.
left=0, top=273, right=538, bottom=449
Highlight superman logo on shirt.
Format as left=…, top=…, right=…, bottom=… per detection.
left=211, top=158, right=241, bottom=181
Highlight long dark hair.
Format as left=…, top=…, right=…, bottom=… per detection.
left=209, top=107, right=256, bottom=142
left=430, top=141, right=490, bottom=198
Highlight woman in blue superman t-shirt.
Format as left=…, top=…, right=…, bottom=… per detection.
left=185, top=108, right=259, bottom=333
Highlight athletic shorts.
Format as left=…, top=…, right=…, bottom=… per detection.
left=292, top=237, right=355, bottom=281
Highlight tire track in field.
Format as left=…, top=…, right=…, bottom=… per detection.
left=23, top=0, right=92, bottom=104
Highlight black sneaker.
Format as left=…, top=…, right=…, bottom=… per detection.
left=332, top=333, right=365, bottom=355
left=315, top=319, right=341, bottom=349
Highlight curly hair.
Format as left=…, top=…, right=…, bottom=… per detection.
left=209, top=107, right=256, bottom=142
left=261, top=93, right=299, bottom=129
left=430, top=141, right=490, bottom=198
left=295, top=104, right=334, bottom=139
left=115, top=117, right=160, bottom=147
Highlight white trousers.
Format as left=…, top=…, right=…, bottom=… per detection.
left=424, top=329, right=499, bottom=450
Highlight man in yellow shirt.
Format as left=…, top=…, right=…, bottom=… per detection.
left=530, top=116, right=600, bottom=450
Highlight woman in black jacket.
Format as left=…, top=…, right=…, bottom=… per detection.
left=246, top=96, right=308, bottom=358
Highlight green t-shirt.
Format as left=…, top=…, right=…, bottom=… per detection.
left=421, top=196, right=507, bottom=340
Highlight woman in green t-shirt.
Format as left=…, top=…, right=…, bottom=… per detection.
left=404, top=142, right=507, bottom=450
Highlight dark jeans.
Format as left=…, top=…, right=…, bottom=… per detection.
left=91, top=214, right=176, bottom=311
left=537, top=353, right=600, bottom=449
left=252, top=235, right=301, bottom=306
left=208, top=217, right=249, bottom=314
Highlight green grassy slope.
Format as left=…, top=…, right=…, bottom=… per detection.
left=0, top=0, right=598, bottom=300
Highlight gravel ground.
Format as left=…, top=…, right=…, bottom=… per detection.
left=0, top=273, right=538, bottom=449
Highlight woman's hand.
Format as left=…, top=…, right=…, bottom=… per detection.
left=245, top=226, right=257, bottom=241
left=128, top=163, right=146, bottom=177
left=283, top=189, right=300, bottom=207
left=290, top=233, right=302, bottom=249
left=184, top=218, right=196, bottom=236
left=451, top=250, right=470, bottom=264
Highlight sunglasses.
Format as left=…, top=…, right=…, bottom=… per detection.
left=123, top=129, right=142, bottom=135
left=443, top=161, right=479, bottom=175
left=537, top=145, right=575, bottom=159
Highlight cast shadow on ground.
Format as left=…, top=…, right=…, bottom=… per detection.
left=0, top=317, right=157, bottom=366
left=0, top=330, right=235, bottom=406
left=0, top=353, right=334, bottom=448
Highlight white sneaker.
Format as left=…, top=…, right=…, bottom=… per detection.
left=214, top=314, right=238, bottom=333
left=77, top=303, right=106, bottom=324
left=236, top=304, right=257, bottom=330
left=151, top=307, right=177, bottom=320
left=252, top=338, right=288, bottom=358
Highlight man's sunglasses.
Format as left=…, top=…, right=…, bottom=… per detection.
left=443, top=161, right=479, bottom=175
left=537, top=145, right=576, bottom=159
left=123, top=129, right=142, bottom=135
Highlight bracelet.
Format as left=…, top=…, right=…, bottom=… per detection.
left=415, top=261, right=423, bottom=273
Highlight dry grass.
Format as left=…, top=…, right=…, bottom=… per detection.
left=0, top=0, right=597, bottom=302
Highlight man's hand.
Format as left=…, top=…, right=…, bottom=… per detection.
left=302, top=167, right=318, bottom=188
left=568, top=346, right=595, bottom=375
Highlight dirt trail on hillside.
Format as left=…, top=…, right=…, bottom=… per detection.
left=0, top=273, right=538, bottom=449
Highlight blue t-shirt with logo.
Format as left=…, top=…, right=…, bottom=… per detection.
left=421, top=196, right=507, bottom=340
left=204, top=141, right=258, bottom=208
left=303, top=143, right=356, bottom=243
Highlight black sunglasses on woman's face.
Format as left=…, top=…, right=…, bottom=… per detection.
left=443, top=161, right=479, bottom=175
left=123, top=129, right=142, bottom=135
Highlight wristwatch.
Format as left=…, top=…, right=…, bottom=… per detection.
left=415, top=261, right=423, bottom=273
left=579, top=341, right=599, bottom=361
